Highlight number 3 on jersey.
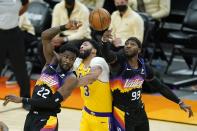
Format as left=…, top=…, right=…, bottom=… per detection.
left=84, top=85, right=90, bottom=96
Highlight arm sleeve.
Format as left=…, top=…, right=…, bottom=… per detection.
left=102, top=42, right=117, bottom=64
left=145, top=64, right=154, bottom=81
left=147, top=77, right=181, bottom=104
left=22, top=92, right=63, bottom=109
left=144, top=64, right=180, bottom=104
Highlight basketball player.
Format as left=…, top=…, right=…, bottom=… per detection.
left=101, top=30, right=193, bottom=131
left=73, top=39, right=113, bottom=131
left=3, top=20, right=82, bottom=131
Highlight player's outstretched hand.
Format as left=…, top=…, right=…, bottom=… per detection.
left=65, top=20, right=82, bottom=30
left=3, top=95, right=22, bottom=106
left=179, top=101, right=193, bottom=118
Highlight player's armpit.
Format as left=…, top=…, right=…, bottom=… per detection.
left=58, top=75, right=78, bottom=99
left=77, top=66, right=102, bottom=87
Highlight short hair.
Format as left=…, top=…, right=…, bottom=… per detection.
left=82, top=39, right=102, bottom=56
left=125, top=37, right=142, bottom=49
left=59, top=44, right=79, bottom=57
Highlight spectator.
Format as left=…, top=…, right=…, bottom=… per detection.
left=0, top=0, right=30, bottom=110
left=79, top=0, right=105, bottom=10
left=109, top=0, right=144, bottom=50
left=6, top=12, right=38, bottom=85
left=130, top=0, right=170, bottom=20
left=52, top=0, right=91, bottom=49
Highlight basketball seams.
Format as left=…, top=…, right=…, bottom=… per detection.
left=98, top=9, right=103, bottom=31
left=89, top=8, right=111, bottom=31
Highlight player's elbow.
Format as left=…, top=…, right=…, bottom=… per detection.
left=41, top=30, right=49, bottom=41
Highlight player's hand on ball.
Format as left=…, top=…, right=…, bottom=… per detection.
left=65, top=20, right=82, bottom=30
left=179, top=101, right=193, bottom=118
left=3, top=95, right=22, bottom=106
left=102, top=30, right=113, bottom=43
left=113, top=37, right=122, bottom=47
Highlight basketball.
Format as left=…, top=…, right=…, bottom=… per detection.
left=89, top=8, right=111, bottom=31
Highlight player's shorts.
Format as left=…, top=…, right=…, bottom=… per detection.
left=24, top=111, right=58, bottom=131
left=113, top=104, right=149, bottom=131
left=80, top=106, right=114, bottom=131
left=113, top=106, right=126, bottom=131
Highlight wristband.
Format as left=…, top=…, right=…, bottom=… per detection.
left=60, top=25, right=67, bottom=31
left=178, top=100, right=183, bottom=105
left=22, top=98, right=29, bottom=104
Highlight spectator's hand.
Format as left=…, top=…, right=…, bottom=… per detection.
left=65, top=20, right=82, bottom=30
left=179, top=101, right=193, bottom=118
left=3, top=95, right=22, bottom=106
left=51, top=36, right=65, bottom=47
left=0, top=121, right=9, bottom=131
left=113, top=37, right=122, bottom=47
left=102, top=30, right=113, bottom=43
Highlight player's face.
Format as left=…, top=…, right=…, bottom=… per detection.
left=114, top=0, right=128, bottom=6
left=59, top=51, right=77, bottom=71
left=79, top=41, right=93, bottom=59
left=124, top=40, right=140, bottom=58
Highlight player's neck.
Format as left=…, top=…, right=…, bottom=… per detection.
left=82, top=55, right=95, bottom=68
left=127, top=55, right=139, bottom=69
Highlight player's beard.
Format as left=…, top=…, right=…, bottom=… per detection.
left=124, top=50, right=138, bottom=58
left=79, top=49, right=92, bottom=59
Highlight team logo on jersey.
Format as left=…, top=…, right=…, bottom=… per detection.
left=124, top=77, right=144, bottom=88
left=38, top=74, right=58, bottom=87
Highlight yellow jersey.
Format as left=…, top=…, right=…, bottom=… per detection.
left=74, top=57, right=112, bottom=112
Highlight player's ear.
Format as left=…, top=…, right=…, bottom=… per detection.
left=138, top=48, right=141, bottom=53
left=92, top=48, right=97, bottom=55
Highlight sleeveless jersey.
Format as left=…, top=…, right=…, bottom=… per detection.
left=31, top=64, right=74, bottom=113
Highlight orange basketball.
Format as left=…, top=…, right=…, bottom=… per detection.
left=89, top=8, right=111, bottom=31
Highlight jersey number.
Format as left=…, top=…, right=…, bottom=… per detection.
left=131, top=90, right=141, bottom=101
left=37, top=87, right=50, bottom=98
left=84, top=85, right=90, bottom=96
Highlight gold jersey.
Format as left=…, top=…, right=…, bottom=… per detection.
left=74, top=57, right=112, bottom=112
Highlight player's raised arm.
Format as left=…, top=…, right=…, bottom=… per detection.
left=41, top=20, right=82, bottom=64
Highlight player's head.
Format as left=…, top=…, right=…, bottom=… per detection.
left=114, top=0, right=128, bottom=12
left=58, top=44, right=79, bottom=71
left=79, top=39, right=101, bottom=59
left=65, top=0, right=75, bottom=9
left=124, top=37, right=142, bottom=58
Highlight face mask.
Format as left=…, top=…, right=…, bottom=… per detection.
left=65, top=0, right=75, bottom=5
left=116, top=5, right=128, bottom=12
